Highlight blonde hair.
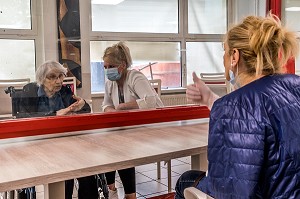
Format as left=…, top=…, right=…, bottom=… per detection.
left=36, top=60, right=67, bottom=86
left=225, top=13, right=299, bottom=77
left=103, top=41, right=133, bottom=68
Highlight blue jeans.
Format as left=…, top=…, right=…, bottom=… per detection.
left=175, top=170, right=206, bottom=199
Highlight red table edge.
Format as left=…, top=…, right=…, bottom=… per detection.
left=0, top=105, right=210, bottom=139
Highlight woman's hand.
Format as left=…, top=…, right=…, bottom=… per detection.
left=104, top=106, right=117, bottom=112
left=56, top=107, right=73, bottom=116
left=186, top=72, right=219, bottom=110
left=116, top=101, right=139, bottom=110
left=69, top=95, right=85, bottom=112
left=116, top=103, right=127, bottom=110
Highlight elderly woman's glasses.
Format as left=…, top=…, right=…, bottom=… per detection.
left=46, top=73, right=66, bottom=81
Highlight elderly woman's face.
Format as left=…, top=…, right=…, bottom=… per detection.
left=43, top=70, right=65, bottom=93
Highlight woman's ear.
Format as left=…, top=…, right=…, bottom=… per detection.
left=231, top=48, right=240, bottom=68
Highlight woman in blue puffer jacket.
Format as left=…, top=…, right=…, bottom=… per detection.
left=175, top=14, right=300, bottom=199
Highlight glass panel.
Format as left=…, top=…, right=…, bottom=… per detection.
left=284, top=0, right=300, bottom=32
left=0, top=39, right=35, bottom=80
left=186, top=42, right=224, bottom=85
left=90, top=41, right=181, bottom=92
left=284, top=0, right=300, bottom=73
left=0, top=0, right=31, bottom=29
left=91, top=0, right=178, bottom=33
left=188, top=0, right=227, bottom=34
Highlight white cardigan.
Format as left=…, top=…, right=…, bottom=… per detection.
left=102, top=69, right=164, bottom=111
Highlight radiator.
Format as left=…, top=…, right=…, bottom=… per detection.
left=161, top=94, right=188, bottom=106
left=92, top=94, right=190, bottom=113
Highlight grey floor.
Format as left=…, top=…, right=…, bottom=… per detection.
left=35, top=156, right=191, bottom=199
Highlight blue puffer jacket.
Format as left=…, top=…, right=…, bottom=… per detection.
left=197, top=74, right=300, bottom=199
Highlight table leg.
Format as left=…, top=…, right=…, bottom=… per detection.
left=44, top=181, right=64, bottom=199
left=191, top=152, right=207, bottom=171
left=167, top=160, right=172, bottom=192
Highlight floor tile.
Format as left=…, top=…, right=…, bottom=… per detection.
left=177, top=157, right=191, bottom=164
left=136, top=180, right=168, bottom=197
left=170, top=163, right=191, bottom=175
left=156, top=175, right=181, bottom=191
left=143, top=190, right=170, bottom=198
left=141, top=167, right=179, bottom=180
left=136, top=163, right=157, bottom=173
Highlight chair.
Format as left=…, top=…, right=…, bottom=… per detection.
left=63, top=76, right=77, bottom=95
left=0, top=78, right=30, bottom=117
left=184, top=187, right=214, bottom=199
left=149, top=79, right=161, bottom=97
left=199, top=72, right=231, bottom=96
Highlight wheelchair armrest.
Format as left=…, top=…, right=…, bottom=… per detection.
left=184, top=187, right=213, bottom=199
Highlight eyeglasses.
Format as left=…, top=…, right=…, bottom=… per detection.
left=46, top=73, right=66, bottom=81
left=104, top=65, right=118, bottom=69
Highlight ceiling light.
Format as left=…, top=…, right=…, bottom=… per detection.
left=92, top=0, right=124, bottom=5
left=285, top=7, right=300, bottom=12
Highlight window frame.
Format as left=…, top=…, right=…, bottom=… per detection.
left=89, top=0, right=228, bottom=93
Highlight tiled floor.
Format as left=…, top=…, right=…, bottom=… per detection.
left=34, top=156, right=192, bottom=199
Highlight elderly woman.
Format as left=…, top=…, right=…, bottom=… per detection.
left=18, top=60, right=90, bottom=118
left=17, top=60, right=98, bottom=199
left=176, top=14, right=300, bottom=199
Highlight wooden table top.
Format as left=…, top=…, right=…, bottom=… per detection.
left=0, top=119, right=209, bottom=192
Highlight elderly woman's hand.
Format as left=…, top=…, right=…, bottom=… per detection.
left=69, top=95, right=85, bottom=112
left=56, top=107, right=73, bottom=116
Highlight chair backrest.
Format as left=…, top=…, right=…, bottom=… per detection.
left=149, top=79, right=161, bottom=97
left=0, top=78, right=30, bottom=116
left=200, top=72, right=226, bottom=80
left=63, top=76, right=77, bottom=95
left=199, top=72, right=231, bottom=96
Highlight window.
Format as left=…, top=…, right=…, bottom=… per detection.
left=90, top=0, right=228, bottom=93
left=0, top=39, right=35, bottom=80
left=91, top=0, right=178, bottom=33
left=188, top=0, right=227, bottom=34
left=186, top=42, right=224, bottom=85
left=0, top=0, right=31, bottom=30
left=0, top=0, right=36, bottom=81
left=90, top=41, right=181, bottom=92
left=283, top=0, right=300, bottom=73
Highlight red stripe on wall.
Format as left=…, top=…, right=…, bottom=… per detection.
left=267, top=0, right=295, bottom=74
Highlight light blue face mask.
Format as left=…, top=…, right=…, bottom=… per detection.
left=105, top=67, right=121, bottom=81
left=229, top=66, right=240, bottom=89
left=229, top=69, right=236, bottom=85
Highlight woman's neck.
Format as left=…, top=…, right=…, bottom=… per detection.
left=237, top=73, right=265, bottom=87
left=116, top=69, right=128, bottom=87
left=43, top=85, right=56, bottom=98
